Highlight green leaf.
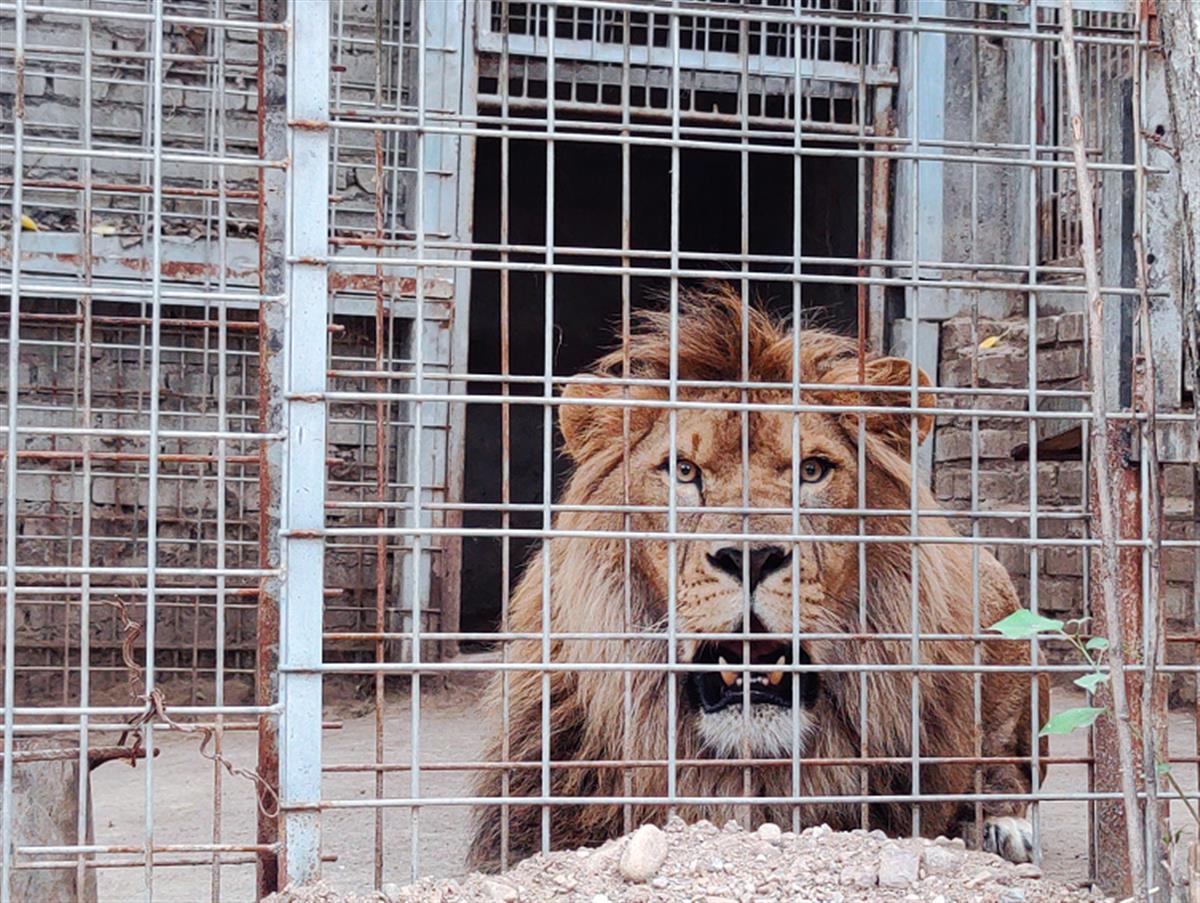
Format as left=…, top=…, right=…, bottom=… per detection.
left=1157, top=762, right=1174, bottom=777
left=1073, top=672, right=1109, bottom=693
left=1039, top=706, right=1106, bottom=737
left=988, top=609, right=1064, bottom=640
left=1085, top=637, right=1110, bottom=652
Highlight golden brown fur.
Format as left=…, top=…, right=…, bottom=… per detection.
left=467, top=287, right=1047, bottom=870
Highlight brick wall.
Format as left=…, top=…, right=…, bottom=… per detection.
left=935, top=310, right=1198, bottom=698
left=3, top=300, right=413, bottom=703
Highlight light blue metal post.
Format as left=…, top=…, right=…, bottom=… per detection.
left=279, top=0, right=329, bottom=886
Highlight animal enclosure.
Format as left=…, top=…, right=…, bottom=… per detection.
left=0, top=0, right=1197, bottom=901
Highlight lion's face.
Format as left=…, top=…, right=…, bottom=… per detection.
left=616, top=395, right=868, bottom=757
left=556, top=298, right=934, bottom=762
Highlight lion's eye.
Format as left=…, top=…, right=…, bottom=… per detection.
left=799, top=457, right=832, bottom=484
left=660, top=457, right=702, bottom=487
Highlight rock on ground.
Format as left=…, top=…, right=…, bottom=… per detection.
left=267, top=820, right=1115, bottom=903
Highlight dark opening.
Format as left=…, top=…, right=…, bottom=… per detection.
left=460, top=131, right=860, bottom=638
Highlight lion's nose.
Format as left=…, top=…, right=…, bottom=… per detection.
left=706, top=545, right=792, bottom=591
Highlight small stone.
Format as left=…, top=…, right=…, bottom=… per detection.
left=723, top=819, right=742, bottom=833
left=665, top=815, right=687, bottom=833
left=695, top=819, right=719, bottom=835
left=651, top=876, right=669, bottom=889
left=869, top=829, right=888, bottom=841
left=924, top=843, right=966, bottom=875
left=481, top=878, right=519, bottom=903
left=878, top=845, right=921, bottom=889
left=757, top=822, right=783, bottom=844
left=709, top=857, right=726, bottom=872
left=1012, top=863, right=1042, bottom=879
left=1000, top=889, right=1027, bottom=902
left=619, top=824, right=669, bottom=882
left=592, top=895, right=611, bottom=903
left=381, top=883, right=403, bottom=903
left=964, top=869, right=995, bottom=889
left=931, top=897, right=947, bottom=903
left=851, top=828, right=869, bottom=837
left=842, top=865, right=878, bottom=888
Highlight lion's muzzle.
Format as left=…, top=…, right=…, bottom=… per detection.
left=685, top=637, right=819, bottom=715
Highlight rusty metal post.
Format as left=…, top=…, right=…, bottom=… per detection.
left=1088, top=429, right=1170, bottom=897
left=255, top=0, right=287, bottom=894
left=1088, top=424, right=1143, bottom=896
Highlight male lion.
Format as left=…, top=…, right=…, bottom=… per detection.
left=467, top=287, right=1046, bottom=871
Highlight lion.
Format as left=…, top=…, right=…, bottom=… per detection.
left=467, top=287, right=1047, bottom=872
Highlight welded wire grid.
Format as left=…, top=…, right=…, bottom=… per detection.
left=299, top=0, right=1197, bottom=896
left=0, top=0, right=1197, bottom=901
left=0, top=0, right=430, bottom=899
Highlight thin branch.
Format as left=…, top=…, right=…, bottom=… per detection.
left=1131, top=5, right=1166, bottom=891
left=1058, top=1, right=1148, bottom=898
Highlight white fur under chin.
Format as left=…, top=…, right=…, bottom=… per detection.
left=697, top=705, right=814, bottom=758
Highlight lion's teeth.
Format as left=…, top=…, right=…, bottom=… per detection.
left=767, top=671, right=784, bottom=686
left=718, top=656, right=737, bottom=686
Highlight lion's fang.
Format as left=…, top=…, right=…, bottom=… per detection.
left=718, top=656, right=737, bottom=687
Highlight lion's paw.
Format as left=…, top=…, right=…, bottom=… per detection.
left=982, top=815, right=1034, bottom=863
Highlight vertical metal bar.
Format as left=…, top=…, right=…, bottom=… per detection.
left=280, top=0, right=330, bottom=886
left=371, top=0, right=389, bottom=886
left=666, top=0, right=682, bottom=820
left=142, top=7, right=166, bottom=896
left=907, top=0, right=924, bottom=839
left=498, top=0, right=514, bottom=870
left=737, top=3, right=753, bottom=832
left=75, top=5, right=95, bottom=896
left=790, top=0, right=806, bottom=836
left=256, top=0, right=288, bottom=892
left=211, top=7, right=230, bottom=897
left=410, top=0, right=428, bottom=879
left=619, top=2, right=635, bottom=841
left=1, top=2, right=26, bottom=899
left=539, top=0, right=557, bottom=856
left=1024, top=0, right=1043, bottom=864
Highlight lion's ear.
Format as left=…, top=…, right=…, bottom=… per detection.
left=559, top=379, right=620, bottom=462
left=823, top=356, right=937, bottom=452
left=560, top=371, right=659, bottom=463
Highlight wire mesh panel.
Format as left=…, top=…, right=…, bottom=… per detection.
left=287, top=0, right=1198, bottom=898
left=2, top=0, right=1197, bottom=901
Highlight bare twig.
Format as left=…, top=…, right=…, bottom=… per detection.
left=1058, top=2, right=1149, bottom=898
left=1131, top=7, right=1167, bottom=891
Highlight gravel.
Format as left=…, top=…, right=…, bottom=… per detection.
left=265, top=819, right=1111, bottom=903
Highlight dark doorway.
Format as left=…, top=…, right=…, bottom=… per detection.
left=459, top=132, right=860, bottom=637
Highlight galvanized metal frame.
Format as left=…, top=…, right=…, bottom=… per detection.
left=0, top=0, right=1195, bottom=900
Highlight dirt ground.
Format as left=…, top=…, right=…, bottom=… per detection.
left=89, top=684, right=1198, bottom=902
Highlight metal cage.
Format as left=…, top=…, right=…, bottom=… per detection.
left=1, top=0, right=1196, bottom=900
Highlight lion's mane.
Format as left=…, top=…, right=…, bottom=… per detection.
left=466, top=288, right=1044, bottom=871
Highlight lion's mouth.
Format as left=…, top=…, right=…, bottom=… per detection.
left=686, top=638, right=819, bottom=714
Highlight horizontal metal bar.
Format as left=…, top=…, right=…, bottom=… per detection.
left=0, top=2, right=289, bottom=29
left=299, top=524, right=1200, bottom=549
left=313, top=788, right=1200, bottom=810
left=295, top=253, right=1166, bottom=297
left=329, top=113, right=1170, bottom=176
left=287, top=661, right=1200, bottom=675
